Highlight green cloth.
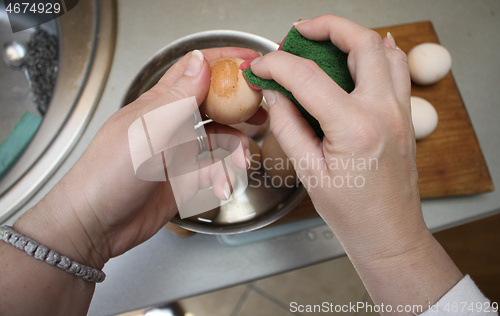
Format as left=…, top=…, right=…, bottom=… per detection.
left=0, top=112, right=42, bottom=179
left=243, top=27, right=355, bottom=138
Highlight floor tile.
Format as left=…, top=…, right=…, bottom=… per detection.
left=179, top=284, right=247, bottom=316
left=253, top=256, right=367, bottom=316
left=236, top=289, right=294, bottom=316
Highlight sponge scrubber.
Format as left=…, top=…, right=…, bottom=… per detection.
left=242, top=27, right=355, bottom=138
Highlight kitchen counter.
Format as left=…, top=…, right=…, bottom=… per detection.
left=3, top=1, right=500, bottom=315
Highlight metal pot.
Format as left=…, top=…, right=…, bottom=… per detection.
left=122, top=30, right=307, bottom=235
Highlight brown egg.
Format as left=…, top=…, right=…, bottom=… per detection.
left=201, top=57, right=263, bottom=125
left=261, top=133, right=296, bottom=187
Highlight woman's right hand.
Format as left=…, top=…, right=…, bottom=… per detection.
left=250, top=15, right=462, bottom=313
left=251, top=14, right=423, bottom=261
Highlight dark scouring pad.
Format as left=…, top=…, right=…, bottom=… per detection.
left=242, top=27, right=355, bottom=138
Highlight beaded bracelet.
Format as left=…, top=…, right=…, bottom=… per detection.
left=0, top=225, right=105, bottom=283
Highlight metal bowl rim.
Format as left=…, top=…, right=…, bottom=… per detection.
left=123, top=30, right=306, bottom=235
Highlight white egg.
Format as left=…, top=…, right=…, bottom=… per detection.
left=408, top=43, right=452, bottom=85
left=410, top=96, right=438, bottom=140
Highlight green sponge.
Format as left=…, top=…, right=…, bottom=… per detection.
left=0, top=112, right=42, bottom=179
left=242, top=27, right=355, bottom=138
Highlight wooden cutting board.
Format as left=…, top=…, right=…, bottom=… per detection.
left=273, top=21, right=494, bottom=226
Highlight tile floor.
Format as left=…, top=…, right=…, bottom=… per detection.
left=117, top=256, right=379, bottom=316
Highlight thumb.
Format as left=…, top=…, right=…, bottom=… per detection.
left=265, top=90, right=323, bottom=174
left=140, top=50, right=211, bottom=117
left=126, top=50, right=211, bottom=180
left=130, top=50, right=211, bottom=153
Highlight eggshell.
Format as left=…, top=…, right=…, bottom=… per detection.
left=408, top=43, right=452, bottom=85
left=261, top=133, right=296, bottom=187
left=410, top=96, right=439, bottom=140
left=201, top=57, right=263, bottom=125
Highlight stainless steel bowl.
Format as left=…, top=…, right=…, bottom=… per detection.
left=122, top=30, right=307, bottom=235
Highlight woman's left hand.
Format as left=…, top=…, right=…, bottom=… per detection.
left=14, top=47, right=263, bottom=270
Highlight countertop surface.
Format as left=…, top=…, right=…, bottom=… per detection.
left=4, top=1, right=500, bottom=315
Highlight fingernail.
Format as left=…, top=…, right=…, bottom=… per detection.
left=262, top=89, right=277, bottom=107
left=387, top=32, right=397, bottom=49
left=250, top=57, right=261, bottom=66
left=293, top=18, right=311, bottom=27
left=223, top=181, right=231, bottom=200
left=245, top=148, right=252, bottom=169
left=184, top=50, right=204, bottom=77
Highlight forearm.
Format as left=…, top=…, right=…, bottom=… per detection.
left=0, top=182, right=100, bottom=316
left=12, top=178, right=108, bottom=270
left=349, top=231, right=462, bottom=314
left=319, top=197, right=463, bottom=315
left=249, top=13, right=465, bottom=315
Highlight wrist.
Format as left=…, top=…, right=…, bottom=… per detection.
left=354, top=233, right=463, bottom=309
left=338, top=215, right=432, bottom=264
left=309, top=166, right=425, bottom=260
left=314, top=192, right=430, bottom=261
left=14, top=181, right=107, bottom=270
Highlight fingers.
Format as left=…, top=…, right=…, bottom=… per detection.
left=197, top=123, right=250, bottom=201
left=126, top=51, right=212, bottom=159
left=382, top=34, right=411, bottom=107
left=197, top=158, right=235, bottom=200
left=250, top=51, right=349, bottom=127
left=202, top=47, right=261, bottom=63
left=244, top=106, right=268, bottom=125
left=138, top=50, right=210, bottom=116
left=151, top=47, right=261, bottom=97
left=293, top=15, right=393, bottom=92
left=263, top=90, right=323, bottom=170
left=203, top=123, right=250, bottom=170
left=251, top=15, right=412, bottom=129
